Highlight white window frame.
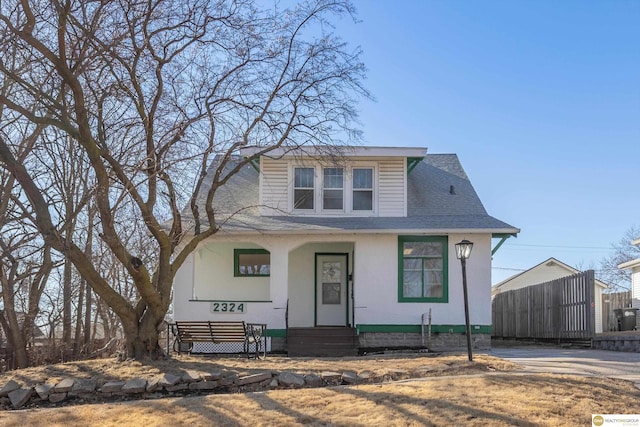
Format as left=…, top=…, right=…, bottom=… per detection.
left=292, top=166, right=315, bottom=211
left=289, top=161, right=378, bottom=216
left=322, top=167, right=345, bottom=213
left=351, top=166, right=375, bottom=213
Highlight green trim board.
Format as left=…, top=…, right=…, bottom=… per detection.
left=397, top=235, right=448, bottom=303
left=357, top=324, right=492, bottom=334
left=188, top=300, right=273, bottom=303
left=406, top=157, right=424, bottom=174
left=265, top=329, right=286, bottom=338
left=244, top=157, right=260, bottom=173
left=491, top=233, right=515, bottom=256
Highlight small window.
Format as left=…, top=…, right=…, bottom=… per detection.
left=398, top=236, right=448, bottom=302
left=323, top=167, right=344, bottom=210
left=234, top=249, right=270, bottom=277
left=294, top=168, right=314, bottom=210
left=352, top=168, right=373, bottom=211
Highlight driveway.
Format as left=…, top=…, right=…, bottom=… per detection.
left=488, top=347, right=640, bottom=385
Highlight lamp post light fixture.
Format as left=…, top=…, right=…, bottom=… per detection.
left=455, top=239, right=474, bottom=362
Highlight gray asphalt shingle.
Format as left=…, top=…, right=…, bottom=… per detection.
left=185, top=154, right=518, bottom=235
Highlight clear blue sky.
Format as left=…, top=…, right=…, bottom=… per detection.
left=338, top=0, right=640, bottom=284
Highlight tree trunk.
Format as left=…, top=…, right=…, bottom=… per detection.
left=0, top=313, right=29, bottom=369
left=84, top=286, right=92, bottom=351
left=62, top=258, right=72, bottom=349
left=73, top=278, right=85, bottom=356
left=123, top=311, right=164, bottom=360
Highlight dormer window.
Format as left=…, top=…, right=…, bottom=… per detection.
left=352, top=168, right=373, bottom=211
left=294, top=167, right=314, bottom=210
left=290, top=162, right=378, bottom=215
left=323, top=168, right=344, bottom=210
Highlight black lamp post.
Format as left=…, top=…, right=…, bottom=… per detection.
left=455, top=239, right=474, bottom=362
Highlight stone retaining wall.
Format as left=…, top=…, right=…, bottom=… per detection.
left=0, top=366, right=395, bottom=410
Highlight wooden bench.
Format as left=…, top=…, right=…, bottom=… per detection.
left=170, top=321, right=266, bottom=359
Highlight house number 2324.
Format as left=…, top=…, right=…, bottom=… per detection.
left=211, top=302, right=245, bottom=313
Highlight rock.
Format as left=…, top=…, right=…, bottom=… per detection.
left=188, top=381, right=219, bottom=391
left=304, top=374, right=323, bottom=387
left=35, top=383, right=55, bottom=399
left=165, top=383, right=188, bottom=392
left=100, top=381, right=125, bottom=393
left=0, top=380, right=22, bottom=397
left=122, top=378, right=147, bottom=394
left=278, top=372, right=305, bottom=387
left=321, top=371, right=342, bottom=384
left=341, top=371, right=358, bottom=384
left=70, top=379, right=97, bottom=396
left=49, top=392, right=67, bottom=403
left=146, top=377, right=161, bottom=393
left=9, top=388, right=33, bottom=409
left=159, top=373, right=181, bottom=387
left=54, top=378, right=75, bottom=393
left=203, top=371, right=222, bottom=381
left=358, top=371, right=373, bottom=382
left=269, top=379, right=279, bottom=388
left=182, top=370, right=202, bottom=383
left=236, top=372, right=272, bottom=386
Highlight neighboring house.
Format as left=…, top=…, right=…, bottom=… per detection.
left=173, top=146, right=519, bottom=355
left=618, top=237, right=640, bottom=312
left=491, top=257, right=608, bottom=333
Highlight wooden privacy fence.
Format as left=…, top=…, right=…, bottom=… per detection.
left=601, top=291, right=632, bottom=332
left=492, top=270, right=595, bottom=340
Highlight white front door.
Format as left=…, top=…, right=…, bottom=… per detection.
left=316, top=254, right=348, bottom=326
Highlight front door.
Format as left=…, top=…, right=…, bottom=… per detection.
left=316, top=254, right=348, bottom=326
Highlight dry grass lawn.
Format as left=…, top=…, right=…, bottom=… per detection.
left=0, top=353, right=638, bottom=426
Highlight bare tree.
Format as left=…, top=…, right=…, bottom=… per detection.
left=598, top=226, right=640, bottom=292
left=0, top=0, right=368, bottom=359
left=0, top=171, right=54, bottom=369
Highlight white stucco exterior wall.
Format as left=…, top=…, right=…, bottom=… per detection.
left=172, top=232, right=495, bottom=331
left=353, top=233, right=492, bottom=327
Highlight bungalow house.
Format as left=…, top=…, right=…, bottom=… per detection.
left=172, top=146, right=519, bottom=355
left=618, top=237, right=640, bottom=329
left=491, top=257, right=608, bottom=333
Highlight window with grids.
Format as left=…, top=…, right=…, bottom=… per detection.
left=352, top=168, right=373, bottom=211
left=398, top=236, right=448, bottom=302
left=323, top=167, right=344, bottom=210
left=294, top=167, right=315, bottom=210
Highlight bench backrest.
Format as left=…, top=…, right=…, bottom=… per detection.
left=209, top=321, right=247, bottom=343
left=174, top=321, right=247, bottom=343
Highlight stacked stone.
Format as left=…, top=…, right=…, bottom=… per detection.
left=0, top=367, right=378, bottom=410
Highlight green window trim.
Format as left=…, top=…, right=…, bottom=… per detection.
left=233, top=249, right=271, bottom=277
left=398, top=235, right=448, bottom=303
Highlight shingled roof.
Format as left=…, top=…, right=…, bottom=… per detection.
left=186, top=153, right=519, bottom=235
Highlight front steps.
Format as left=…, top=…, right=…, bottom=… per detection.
left=287, top=327, right=358, bottom=357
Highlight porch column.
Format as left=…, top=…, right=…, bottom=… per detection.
left=268, top=246, right=290, bottom=330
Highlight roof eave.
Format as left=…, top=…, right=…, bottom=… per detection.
left=619, top=258, right=640, bottom=270
left=239, top=145, right=429, bottom=159
left=214, top=226, right=521, bottom=236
